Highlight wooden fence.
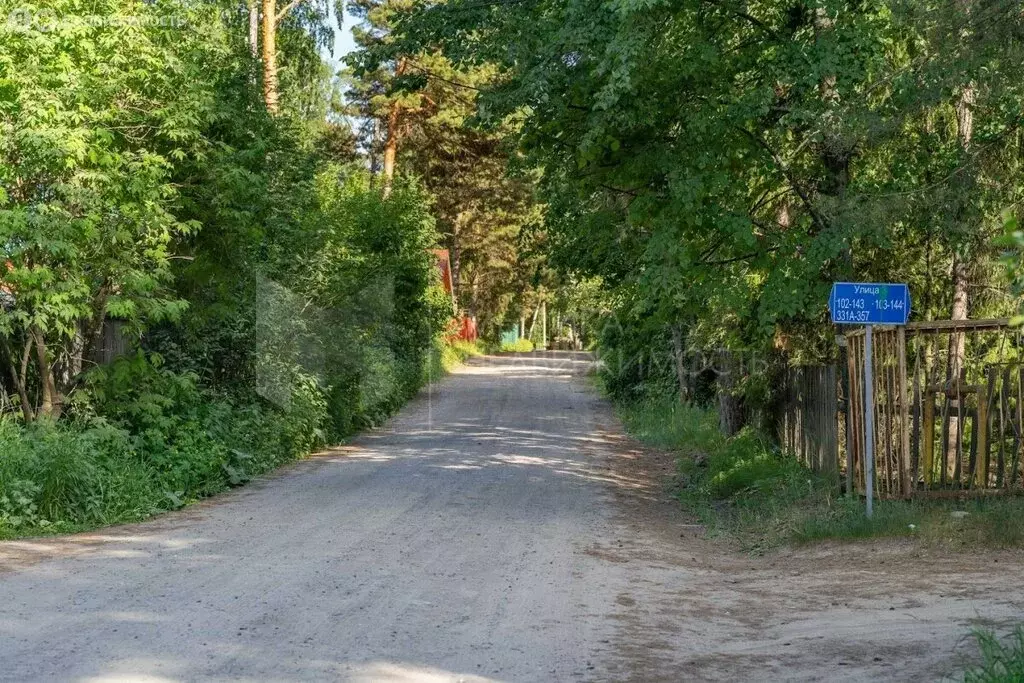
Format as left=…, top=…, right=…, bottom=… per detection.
left=846, top=320, right=1024, bottom=498
left=776, top=365, right=840, bottom=478
left=775, top=320, right=1024, bottom=499
left=93, top=319, right=133, bottom=365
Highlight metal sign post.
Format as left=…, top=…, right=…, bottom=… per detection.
left=829, top=283, right=911, bottom=518
left=863, top=324, right=874, bottom=518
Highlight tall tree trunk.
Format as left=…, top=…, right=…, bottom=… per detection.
left=527, top=304, right=540, bottom=341
left=814, top=6, right=850, bottom=206
left=948, top=256, right=969, bottom=373
left=945, top=86, right=974, bottom=474
left=381, top=58, right=408, bottom=198
left=31, top=328, right=60, bottom=420
left=946, top=1, right=976, bottom=470
left=4, top=337, right=34, bottom=423
left=541, top=301, right=547, bottom=348
left=261, top=0, right=279, bottom=114
left=382, top=102, right=400, bottom=196
left=249, top=0, right=260, bottom=58
left=717, top=352, right=746, bottom=437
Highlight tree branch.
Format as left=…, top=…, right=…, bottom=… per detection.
left=702, top=245, right=780, bottom=267
left=734, top=125, right=830, bottom=234
left=276, top=0, right=305, bottom=24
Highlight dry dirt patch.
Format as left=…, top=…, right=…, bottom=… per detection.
left=593, top=414, right=1024, bottom=682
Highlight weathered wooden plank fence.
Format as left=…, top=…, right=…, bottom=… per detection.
left=776, top=365, right=840, bottom=478
left=775, top=319, right=1024, bottom=499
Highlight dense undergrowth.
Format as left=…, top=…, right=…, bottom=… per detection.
left=0, top=338, right=481, bottom=539
left=616, top=393, right=1024, bottom=552
left=0, top=5, right=489, bottom=541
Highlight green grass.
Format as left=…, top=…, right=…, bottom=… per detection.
left=427, top=339, right=485, bottom=379
left=616, top=392, right=1024, bottom=551
left=2, top=339, right=475, bottom=542
left=795, top=496, right=1024, bottom=548
left=499, top=338, right=535, bottom=353
left=962, top=627, right=1024, bottom=682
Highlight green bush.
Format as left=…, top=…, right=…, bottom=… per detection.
left=596, top=311, right=679, bottom=402
left=449, top=339, right=485, bottom=361
left=615, top=392, right=824, bottom=549
left=1, top=351, right=337, bottom=537
left=0, top=418, right=161, bottom=534
left=430, top=339, right=484, bottom=377
left=625, top=402, right=808, bottom=504
left=707, top=429, right=808, bottom=498
left=500, top=338, right=535, bottom=353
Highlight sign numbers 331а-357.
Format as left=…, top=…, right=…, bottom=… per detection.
left=829, top=283, right=910, bottom=326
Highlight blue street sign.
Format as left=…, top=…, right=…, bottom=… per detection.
left=829, top=282, right=910, bottom=325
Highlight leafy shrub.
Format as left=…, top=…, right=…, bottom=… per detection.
left=500, top=338, right=535, bottom=353
left=707, top=429, right=807, bottom=498
left=448, top=340, right=484, bottom=361
left=614, top=392, right=824, bottom=548
left=617, top=393, right=813, bottom=502
left=0, top=418, right=160, bottom=534
left=0, top=351, right=337, bottom=537
left=423, top=338, right=484, bottom=383
left=596, top=312, right=678, bottom=402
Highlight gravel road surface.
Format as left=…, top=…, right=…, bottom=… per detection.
left=2, top=352, right=1023, bottom=682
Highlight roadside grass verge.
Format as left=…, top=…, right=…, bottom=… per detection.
left=616, top=394, right=1024, bottom=551
left=960, top=626, right=1024, bottom=682
left=484, top=338, right=535, bottom=353
left=430, top=339, right=485, bottom=377
left=500, top=338, right=535, bottom=353
left=1, top=339, right=481, bottom=542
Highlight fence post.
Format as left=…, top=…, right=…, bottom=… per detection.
left=864, top=324, right=875, bottom=518
left=843, top=334, right=856, bottom=498
left=898, top=327, right=911, bottom=497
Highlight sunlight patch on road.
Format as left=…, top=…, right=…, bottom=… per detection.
left=99, top=611, right=171, bottom=624
left=346, top=660, right=502, bottom=683
left=82, top=667, right=179, bottom=683
left=493, top=454, right=552, bottom=466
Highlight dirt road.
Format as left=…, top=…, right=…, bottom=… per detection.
left=1, top=352, right=1022, bottom=681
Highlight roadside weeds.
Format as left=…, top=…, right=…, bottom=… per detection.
left=614, top=393, right=1024, bottom=553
